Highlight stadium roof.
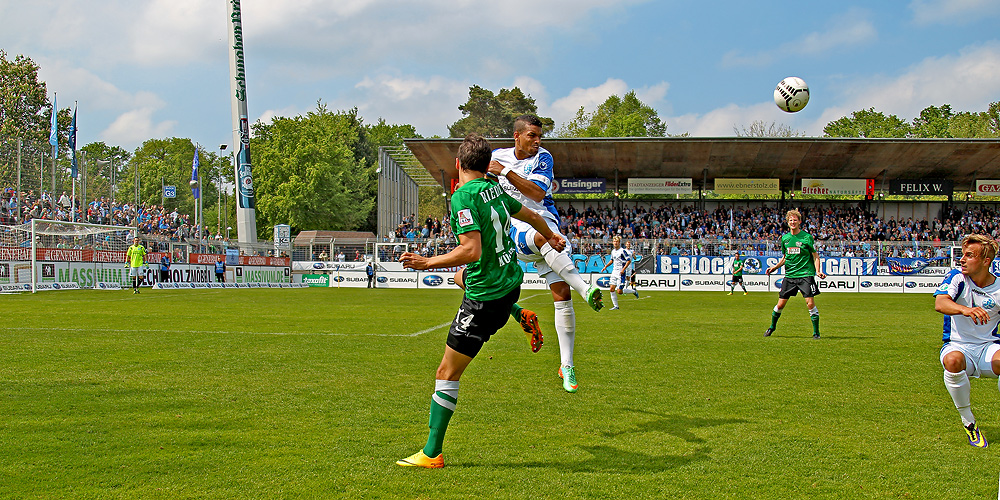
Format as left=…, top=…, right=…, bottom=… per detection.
left=397, top=137, right=1000, bottom=192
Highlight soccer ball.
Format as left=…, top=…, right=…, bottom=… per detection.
left=774, top=77, right=809, bottom=113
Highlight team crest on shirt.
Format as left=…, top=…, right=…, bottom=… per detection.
left=985, top=298, right=997, bottom=310
left=457, top=209, right=473, bottom=227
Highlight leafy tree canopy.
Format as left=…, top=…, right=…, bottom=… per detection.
left=448, top=85, right=553, bottom=138
left=554, top=91, right=667, bottom=138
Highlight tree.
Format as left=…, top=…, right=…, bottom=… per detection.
left=128, top=138, right=221, bottom=217
left=251, top=103, right=374, bottom=237
left=912, top=104, right=954, bottom=138
left=733, top=120, right=806, bottom=137
left=448, top=85, right=553, bottom=138
left=78, top=141, right=131, bottom=202
left=0, top=51, right=51, bottom=146
left=553, top=91, right=667, bottom=138
left=822, top=108, right=912, bottom=138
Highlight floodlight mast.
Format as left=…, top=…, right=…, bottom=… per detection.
left=227, top=0, right=258, bottom=245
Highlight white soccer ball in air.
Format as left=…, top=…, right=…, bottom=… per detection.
left=774, top=77, right=809, bottom=113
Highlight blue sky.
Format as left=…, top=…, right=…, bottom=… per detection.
left=2, top=0, right=1000, bottom=152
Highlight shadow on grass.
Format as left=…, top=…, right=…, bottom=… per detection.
left=460, top=445, right=712, bottom=473
left=602, top=408, right=747, bottom=443
left=764, top=334, right=874, bottom=340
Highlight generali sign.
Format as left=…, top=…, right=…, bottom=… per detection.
left=976, top=180, right=1000, bottom=196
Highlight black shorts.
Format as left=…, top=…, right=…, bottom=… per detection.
left=731, top=275, right=743, bottom=284
left=778, top=276, right=820, bottom=299
left=446, top=286, right=520, bottom=358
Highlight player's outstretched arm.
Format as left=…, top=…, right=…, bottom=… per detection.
left=511, top=205, right=565, bottom=252
left=401, top=232, right=481, bottom=271
left=935, top=293, right=991, bottom=325
left=489, top=160, right=545, bottom=202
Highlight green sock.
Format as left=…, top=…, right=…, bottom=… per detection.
left=510, top=303, right=523, bottom=320
left=770, top=310, right=781, bottom=329
left=811, top=314, right=820, bottom=335
left=423, top=380, right=458, bottom=458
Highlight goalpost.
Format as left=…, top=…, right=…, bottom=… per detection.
left=0, top=219, right=136, bottom=292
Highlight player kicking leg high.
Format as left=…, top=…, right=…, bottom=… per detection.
left=489, top=114, right=602, bottom=393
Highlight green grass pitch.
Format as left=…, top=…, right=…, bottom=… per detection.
left=1, top=287, right=997, bottom=498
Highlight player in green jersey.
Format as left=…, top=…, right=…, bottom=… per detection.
left=125, top=236, right=147, bottom=294
left=728, top=251, right=748, bottom=296
left=395, top=133, right=566, bottom=469
left=764, top=209, right=827, bottom=338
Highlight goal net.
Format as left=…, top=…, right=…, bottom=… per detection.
left=0, top=219, right=136, bottom=291
left=374, top=242, right=408, bottom=270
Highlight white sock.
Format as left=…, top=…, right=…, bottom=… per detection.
left=610, top=291, right=619, bottom=308
left=944, top=370, right=975, bottom=425
left=809, top=306, right=819, bottom=317
left=541, top=243, right=591, bottom=298
left=774, top=305, right=783, bottom=314
left=620, top=285, right=636, bottom=294
left=554, top=300, right=575, bottom=368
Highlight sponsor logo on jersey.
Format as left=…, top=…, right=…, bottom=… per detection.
left=457, top=209, right=473, bottom=227
left=596, top=276, right=611, bottom=288
left=985, top=298, right=997, bottom=309
left=423, top=275, right=444, bottom=287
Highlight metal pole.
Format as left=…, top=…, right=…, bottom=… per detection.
left=31, top=218, right=37, bottom=293
left=16, top=138, right=22, bottom=222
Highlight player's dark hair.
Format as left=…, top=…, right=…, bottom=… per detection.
left=458, top=133, right=492, bottom=173
left=514, top=114, right=543, bottom=134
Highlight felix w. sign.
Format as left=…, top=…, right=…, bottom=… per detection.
left=889, top=179, right=953, bottom=196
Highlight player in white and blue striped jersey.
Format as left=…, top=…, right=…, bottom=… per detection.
left=488, top=114, right=603, bottom=393
left=599, top=236, right=639, bottom=310
left=934, top=234, right=1000, bottom=448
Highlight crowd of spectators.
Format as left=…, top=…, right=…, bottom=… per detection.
left=379, top=201, right=1000, bottom=261
left=558, top=203, right=999, bottom=244
left=1, top=187, right=216, bottom=244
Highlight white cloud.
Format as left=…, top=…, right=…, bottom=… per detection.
left=102, top=108, right=176, bottom=145
left=547, top=79, right=630, bottom=124
left=909, top=0, right=1000, bottom=25
left=722, top=8, right=876, bottom=68
left=834, top=42, right=1000, bottom=120
left=675, top=42, right=1000, bottom=137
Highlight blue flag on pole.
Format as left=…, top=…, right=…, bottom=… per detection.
left=191, top=148, right=200, bottom=199
left=69, top=103, right=78, bottom=178
left=49, top=93, right=58, bottom=158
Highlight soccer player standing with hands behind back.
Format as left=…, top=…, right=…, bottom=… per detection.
left=764, top=209, right=826, bottom=338
left=935, top=234, right=1000, bottom=448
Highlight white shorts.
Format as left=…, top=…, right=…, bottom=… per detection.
left=609, top=271, right=627, bottom=289
left=129, top=266, right=142, bottom=278
left=509, top=217, right=569, bottom=287
left=940, top=342, right=1000, bottom=378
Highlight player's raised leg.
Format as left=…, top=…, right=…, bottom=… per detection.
left=529, top=229, right=602, bottom=311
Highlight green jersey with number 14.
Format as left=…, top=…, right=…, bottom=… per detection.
left=450, top=178, right=524, bottom=301
left=780, top=231, right=817, bottom=278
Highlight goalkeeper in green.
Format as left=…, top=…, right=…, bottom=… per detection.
left=125, top=237, right=147, bottom=294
